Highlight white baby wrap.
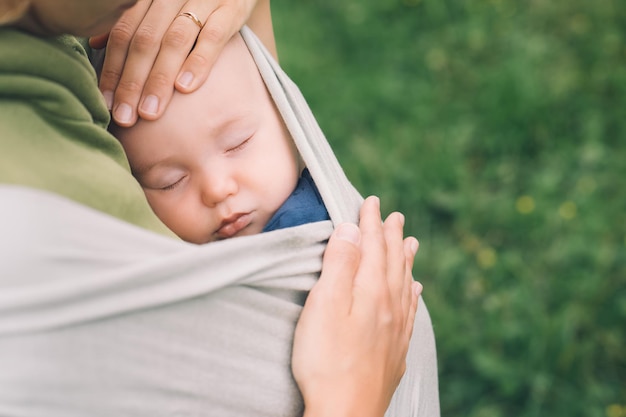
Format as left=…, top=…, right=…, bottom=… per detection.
left=0, top=27, right=440, bottom=416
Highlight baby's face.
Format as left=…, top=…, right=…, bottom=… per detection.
left=114, top=34, right=300, bottom=244
left=13, top=0, right=138, bottom=36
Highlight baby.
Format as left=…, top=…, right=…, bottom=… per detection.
left=111, top=32, right=329, bottom=244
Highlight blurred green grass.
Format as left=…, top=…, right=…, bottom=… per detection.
left=271, top=0, right=626, bottom=416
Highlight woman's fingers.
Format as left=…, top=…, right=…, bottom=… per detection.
left=293, top=197, right=423, bottom=417
left=292, top=224, right=362, bottom=407
left=134, top=1, right=216, bottom=121
left=406, top=281, right=423, bottom=338
left=109, top=0, right=184, bottom=126
left=174, top=2, right=255, bottom=93
left=401, top=237, right=419, bottom=322
left=95, top=0, right=258, bottom=127
left=97, top=0, right=151, bottom=117
left=383, top=211, right=407, bottom=308
left=312, top=223, right=362, bottom=315
left=352, top=196, right=387, bottom=301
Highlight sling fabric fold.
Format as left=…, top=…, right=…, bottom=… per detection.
left=0, top=26, right=439, bottom=416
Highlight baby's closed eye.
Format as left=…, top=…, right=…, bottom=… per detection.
left=225, top=136, right=253, bottom=154
left=158, top=176, right=187, bottom=191
left=140, top=169, right=188, bottom=191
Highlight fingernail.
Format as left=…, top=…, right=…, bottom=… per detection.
left=177, top=71, right=194, bottom=89
left=409, top=238, right=419, bottom=255
left=335, top=223, right=361, bottom=245
left=113, top=103, right=133, bottom=125
left=413, top=281, right=423, bottom=296
left=102, top=90, right=113, bottom=110
left=140, top=95, right=159, bottom=116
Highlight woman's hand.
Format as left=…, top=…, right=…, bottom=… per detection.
left=90, top=0, right=258, bottom=127
left=292, top=196, right=423, bottom=417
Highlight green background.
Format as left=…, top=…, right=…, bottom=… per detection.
left=272, top=0, right=625, bottom=416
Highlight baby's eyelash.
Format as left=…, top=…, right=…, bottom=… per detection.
left=161, top=176, right=185, bottom=191
left=227, top=137, right=252, bottom=153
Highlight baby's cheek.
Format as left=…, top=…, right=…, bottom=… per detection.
left=146, top=196, right=185, bottom=232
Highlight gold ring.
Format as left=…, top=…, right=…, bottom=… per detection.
left=177, top=11, right=204, bottom=29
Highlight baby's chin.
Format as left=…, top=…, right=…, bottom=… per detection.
left=181, top=224, right=265, bottom=245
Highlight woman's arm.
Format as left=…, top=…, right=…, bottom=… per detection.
left=244, top=0, right=276, bottom=59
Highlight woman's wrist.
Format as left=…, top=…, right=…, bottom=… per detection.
left=303, top=403, right=386, bottom=417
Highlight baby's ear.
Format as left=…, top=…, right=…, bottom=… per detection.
left=0, top=0, right=30, bottom=25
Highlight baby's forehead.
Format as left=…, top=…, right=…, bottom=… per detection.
left=110, top=33, right=269, bottom=141
left=206, top=33, right=260, bottom=83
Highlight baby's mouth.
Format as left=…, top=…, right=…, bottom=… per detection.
left=216, top=213, right=252, bottom=239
